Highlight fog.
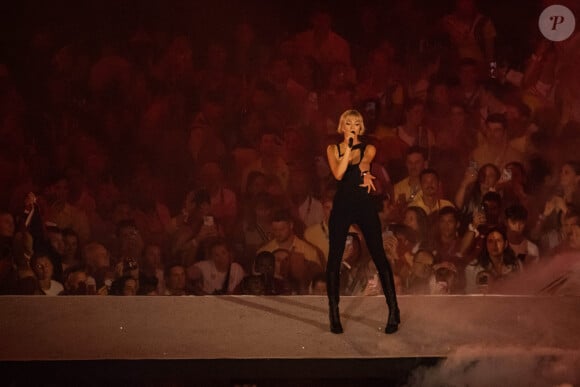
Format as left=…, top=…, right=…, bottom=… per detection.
left=408, top=345, right=579, bottom=387
left=495, top=252, right=580, bottom=296
left=396, top=252, right=580, bottom=386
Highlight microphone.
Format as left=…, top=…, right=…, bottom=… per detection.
left=348, top=131, right=355, bottom=148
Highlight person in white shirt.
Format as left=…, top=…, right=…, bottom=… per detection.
left=31, top=253, right=64, bottom=296
left=505, top=204, right=539, bottom=265
left=187, top=238, right=245, bottom=295
left=289, top=169, right=324, bottom=228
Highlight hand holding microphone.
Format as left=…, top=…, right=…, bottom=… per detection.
left=347, top=131, right=355, bottom=149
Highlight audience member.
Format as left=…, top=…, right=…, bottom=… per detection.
left=402, top=206, right=431, bottom=251
left=110, top=275, right=138, bottom=296
left=469, top=113, right=524, bottom=171
left=240, top=251, right=291, bottom=295
left=288, top=168, right=324, bottom=228
left=0, top=1, right=578, bottom=301
left=163, top=263, right=189, bottom=296
left=432, top=207, right=463, bottom=266
left=293, top=7, right=351, bottom=72
left=140, top=244, right=165, bottom=296
left=404, top=249, right=435, bottom=294
left=82, top=241, right=114, bottom=292
left=303, top=192, right=332, bottom=267
left=233, top=192, right=276, bottom=270
left=459, top=190, right=504, bottom=262
left=464, top=227, right=522, bottom=294
left=505, top=204, right=539, bottom=265
left=498, top=161, right=531, bottom=209
left=409, top=168, right=455, bottom=216
left=187, top=92, right=227, bottom=165
left=392, top=99, right=435, bottom=160
left=430, top=261, right=460, bottom=295
left=455, top=162, right=500, bottom=231
left=355, top=47, right=404, bottom=131
left=198, top=161, right=238, bottom=235
left=438, top=0, right=497, bottom=67
left=170, top=189, right=221, bottom=266
left=536, top=208, right=579, bottom=256
left=30, top=252, right=64, bottom=296
left=382, top=223, right=417, bottom=281
left=449, top=58, right=484, bottom=116
left=42, top=174, right=91, bottom=243
left=241, top=131, right=290, bottom=194
left=558, top=161, right=580, bottom=207
left=339, top=232, right=374, bottom=296
left=257, top=209, right=323, bottom=294
left=186, top=238, right=245, bottom=295
left=393, top=146, right=428, bottom=205
left=430, top=102, right=477, bottom=196
left=61, top=265, right=91, bottom=295
left=62, top=228, right=82, bottom=272
left=114, top=219, right=145, bottom=268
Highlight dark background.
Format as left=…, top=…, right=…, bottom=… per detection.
left=0, top=0, right=542, bottom=73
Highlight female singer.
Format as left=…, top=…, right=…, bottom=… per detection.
left=325, top=109, right=400, bottom=334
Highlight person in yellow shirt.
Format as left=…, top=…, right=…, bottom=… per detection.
left=257, top=209, right=322, bottom=294
left=410, top=168, right=455, bottom=216
left=394, top=146, right=428, bottom=204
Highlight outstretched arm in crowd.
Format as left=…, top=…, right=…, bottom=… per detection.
left=455, top=168, right=478, bottom=209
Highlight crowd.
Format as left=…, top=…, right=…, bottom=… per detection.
left=1, top=0, right=580, bottom=297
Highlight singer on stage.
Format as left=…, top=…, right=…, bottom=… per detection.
left=325, top=109, right=400, bottom=334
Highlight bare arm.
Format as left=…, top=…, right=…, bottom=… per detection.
left=458, top=210, right=486, bottom=257
left=358, top=144, right=376, bottom=173
left=326, top=144, right=352, bottom=181
left=359, top=144, right=377, bottom=193
left=522, top=40, right=554, bottom=89
left=455, top=173, right=476, bottom=209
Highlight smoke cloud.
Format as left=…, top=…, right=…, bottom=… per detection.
left=407, top=345, right=580, bottom=387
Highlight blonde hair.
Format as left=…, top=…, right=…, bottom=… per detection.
left=337, top=109, right=365, bottom=135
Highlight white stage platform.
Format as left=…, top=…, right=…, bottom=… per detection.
left=1, top=295, right=579, bottom=385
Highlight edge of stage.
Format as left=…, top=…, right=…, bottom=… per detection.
left=1, top=295, right=578, bottom=383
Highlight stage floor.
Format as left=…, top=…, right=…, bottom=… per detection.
left=1, top=295, right=579, bottom=384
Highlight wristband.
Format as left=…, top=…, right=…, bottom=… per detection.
left=361, top=170, right=370, bottom=177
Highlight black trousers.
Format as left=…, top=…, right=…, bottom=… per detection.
left=326, top=194, right=398, bottom=310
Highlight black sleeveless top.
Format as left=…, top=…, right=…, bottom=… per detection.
left=335, top=142, right=369, bottom=204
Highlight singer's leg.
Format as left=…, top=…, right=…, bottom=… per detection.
left=326, top=205, right=351, bottom=334
left=356, top=201, right=400, bottom=334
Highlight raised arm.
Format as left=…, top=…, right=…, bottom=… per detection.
left=326, top=144, right=352, bottom=181
left=455, top=172, right=477, bottom=209
left=359, top=144, right=377, bottom=193
left=358, top=144, right=376, bottom=173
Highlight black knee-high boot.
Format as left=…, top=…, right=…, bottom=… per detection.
left=327, top=272, right=343, bottom=334
left=377, top=267, right=400, bottom=334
